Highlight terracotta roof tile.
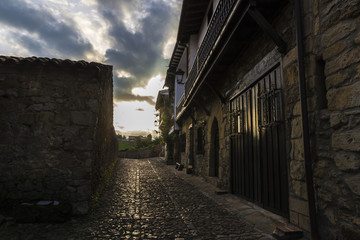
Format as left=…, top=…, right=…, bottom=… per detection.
left=0, top=55, right=111, bottom=70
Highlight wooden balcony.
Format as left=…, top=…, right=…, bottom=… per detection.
left=184, top=0, right=237, bottom=102
left=176, top=94, right=185, bottom=120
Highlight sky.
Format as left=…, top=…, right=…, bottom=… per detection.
left=0, top=0, right=181, bottom=136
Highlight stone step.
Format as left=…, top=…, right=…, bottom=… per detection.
left=272, top=225, right=303, bottom=240
left=214, top=189, right=228, bottom=195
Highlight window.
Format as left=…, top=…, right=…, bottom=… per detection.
left=257, top=66, right=283, bottom=128
left=231, top=97, right=244, bottom=134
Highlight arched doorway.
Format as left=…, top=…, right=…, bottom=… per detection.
left=209, top=118, right=219, bottom=177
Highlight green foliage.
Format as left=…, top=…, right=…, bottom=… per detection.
left=157, top=97, right=172, bottom=143
left=118, top=137, right=161, bottom=152
left=116, top=134, right=127, bottom=140
left=147, top=134, right=152, bottom=141
left=118, top=141, right=136, bottom=151
left=156, top=96, right=173, bottom=159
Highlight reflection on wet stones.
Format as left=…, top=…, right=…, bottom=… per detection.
left=0, top=158, right=271, bottom=239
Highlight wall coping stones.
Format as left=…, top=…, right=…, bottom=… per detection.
left=0, top=56, right=112, bottom=71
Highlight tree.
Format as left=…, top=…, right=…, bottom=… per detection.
left=156, top=95, right=174, bottom=161
left=147, top=134, right=152, bottom=141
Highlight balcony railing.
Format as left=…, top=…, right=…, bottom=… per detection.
left=176, top=94, right=185, bottom=118
left=184, top=0, right=237, bottom=101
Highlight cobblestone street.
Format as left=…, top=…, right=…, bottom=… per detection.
left=0, top=158, right=273, bottom=239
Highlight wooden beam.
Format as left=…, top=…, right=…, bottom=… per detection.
left=248, top=7, right=287, bottom=54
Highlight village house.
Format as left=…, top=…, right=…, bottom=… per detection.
left=164, top=0, right=360, bottom=239
left=0, top=56, right=118, bottom=216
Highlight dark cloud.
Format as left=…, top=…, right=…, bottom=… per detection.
left=113, top=76, right=155, bottom=105
left=0, top=0, right=94, bottom=59
left=136, top=108, right=145, bottom=112
left=0, top=0, right=182, bottom=105
left=97, top=0, right=181, bottom=103
left=15, top=34, right=45, bottom=54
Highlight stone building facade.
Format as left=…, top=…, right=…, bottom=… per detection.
left=165, top=0, right=360, bottom=239
left=0, top=56, right=118, bottom=214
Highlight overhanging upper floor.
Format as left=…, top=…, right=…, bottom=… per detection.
left=171, top=0, right=287, bottom=121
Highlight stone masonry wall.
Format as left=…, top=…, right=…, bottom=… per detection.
left=0, top=56, right=117, bottom=215
left=176, top=1, right=360, bottom=238
left=193, top=92, right=228, bottom=189
left=304, top=0, right=360, bottom=239
left=274, top=0, right=360, bottom=238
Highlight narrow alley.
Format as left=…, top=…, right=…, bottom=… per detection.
left=0, top=158, right=273, bottom=240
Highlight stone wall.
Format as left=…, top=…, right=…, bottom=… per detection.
left=192, top=91, right=229, bottom=189
left=181, top=1, right=296, bottom=192
left=305, top=0, right=360, bottom=238
left=0, top=56, right=117, bottom=215
left=174, top=0, right=360, bottom=238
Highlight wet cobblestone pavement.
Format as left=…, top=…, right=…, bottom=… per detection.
left=0, top=158, right=272, bottom=239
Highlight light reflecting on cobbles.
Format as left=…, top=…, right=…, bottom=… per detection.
left=0, top=158, right=271, bottom=239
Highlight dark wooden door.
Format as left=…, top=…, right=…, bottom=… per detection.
left=230, top=65, right=288, bottom=217
left=214, top=124, right=219, bottom=177
left=210, top=118, right=219, bottom=177
left=189, top=126, right=194, bottom=166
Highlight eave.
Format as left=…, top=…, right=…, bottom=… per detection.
left=164, top=0, right=210, bottom=88
left=182, top=0, right=288, bottom=112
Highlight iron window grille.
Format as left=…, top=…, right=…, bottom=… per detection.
left=231, top=109, right=244, bottom=134
left=257, top=85, right=283, bottom=128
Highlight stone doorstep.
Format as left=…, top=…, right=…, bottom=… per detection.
left=215, top=189, right=228, bottom=195
left=273, top=225, right=304, bottom=240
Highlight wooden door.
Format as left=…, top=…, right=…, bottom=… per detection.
left=230, top=65, right=288, bottom=216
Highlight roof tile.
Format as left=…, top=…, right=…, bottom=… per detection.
left=0, top=55, right=111, bottom=70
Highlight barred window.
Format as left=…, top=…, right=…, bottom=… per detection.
left=230, top=64, right=283, bottom=132
left=230, top=96, right=244, bottom=134
left=257, top=67, right=283, bottom=128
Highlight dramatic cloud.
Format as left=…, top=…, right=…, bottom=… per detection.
left=0, top=0, right=95, bottom=59
left=0, top=0, right=182, bottom=133
left=113, top=76, right=156, bottom=105
left=97, top=0, right=181, bottom=102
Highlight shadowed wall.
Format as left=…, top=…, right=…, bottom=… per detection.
left=0, top=56, right=117, bottom=214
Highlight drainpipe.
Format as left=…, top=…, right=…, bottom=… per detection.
left=294, top=0, right=319, bottom=239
